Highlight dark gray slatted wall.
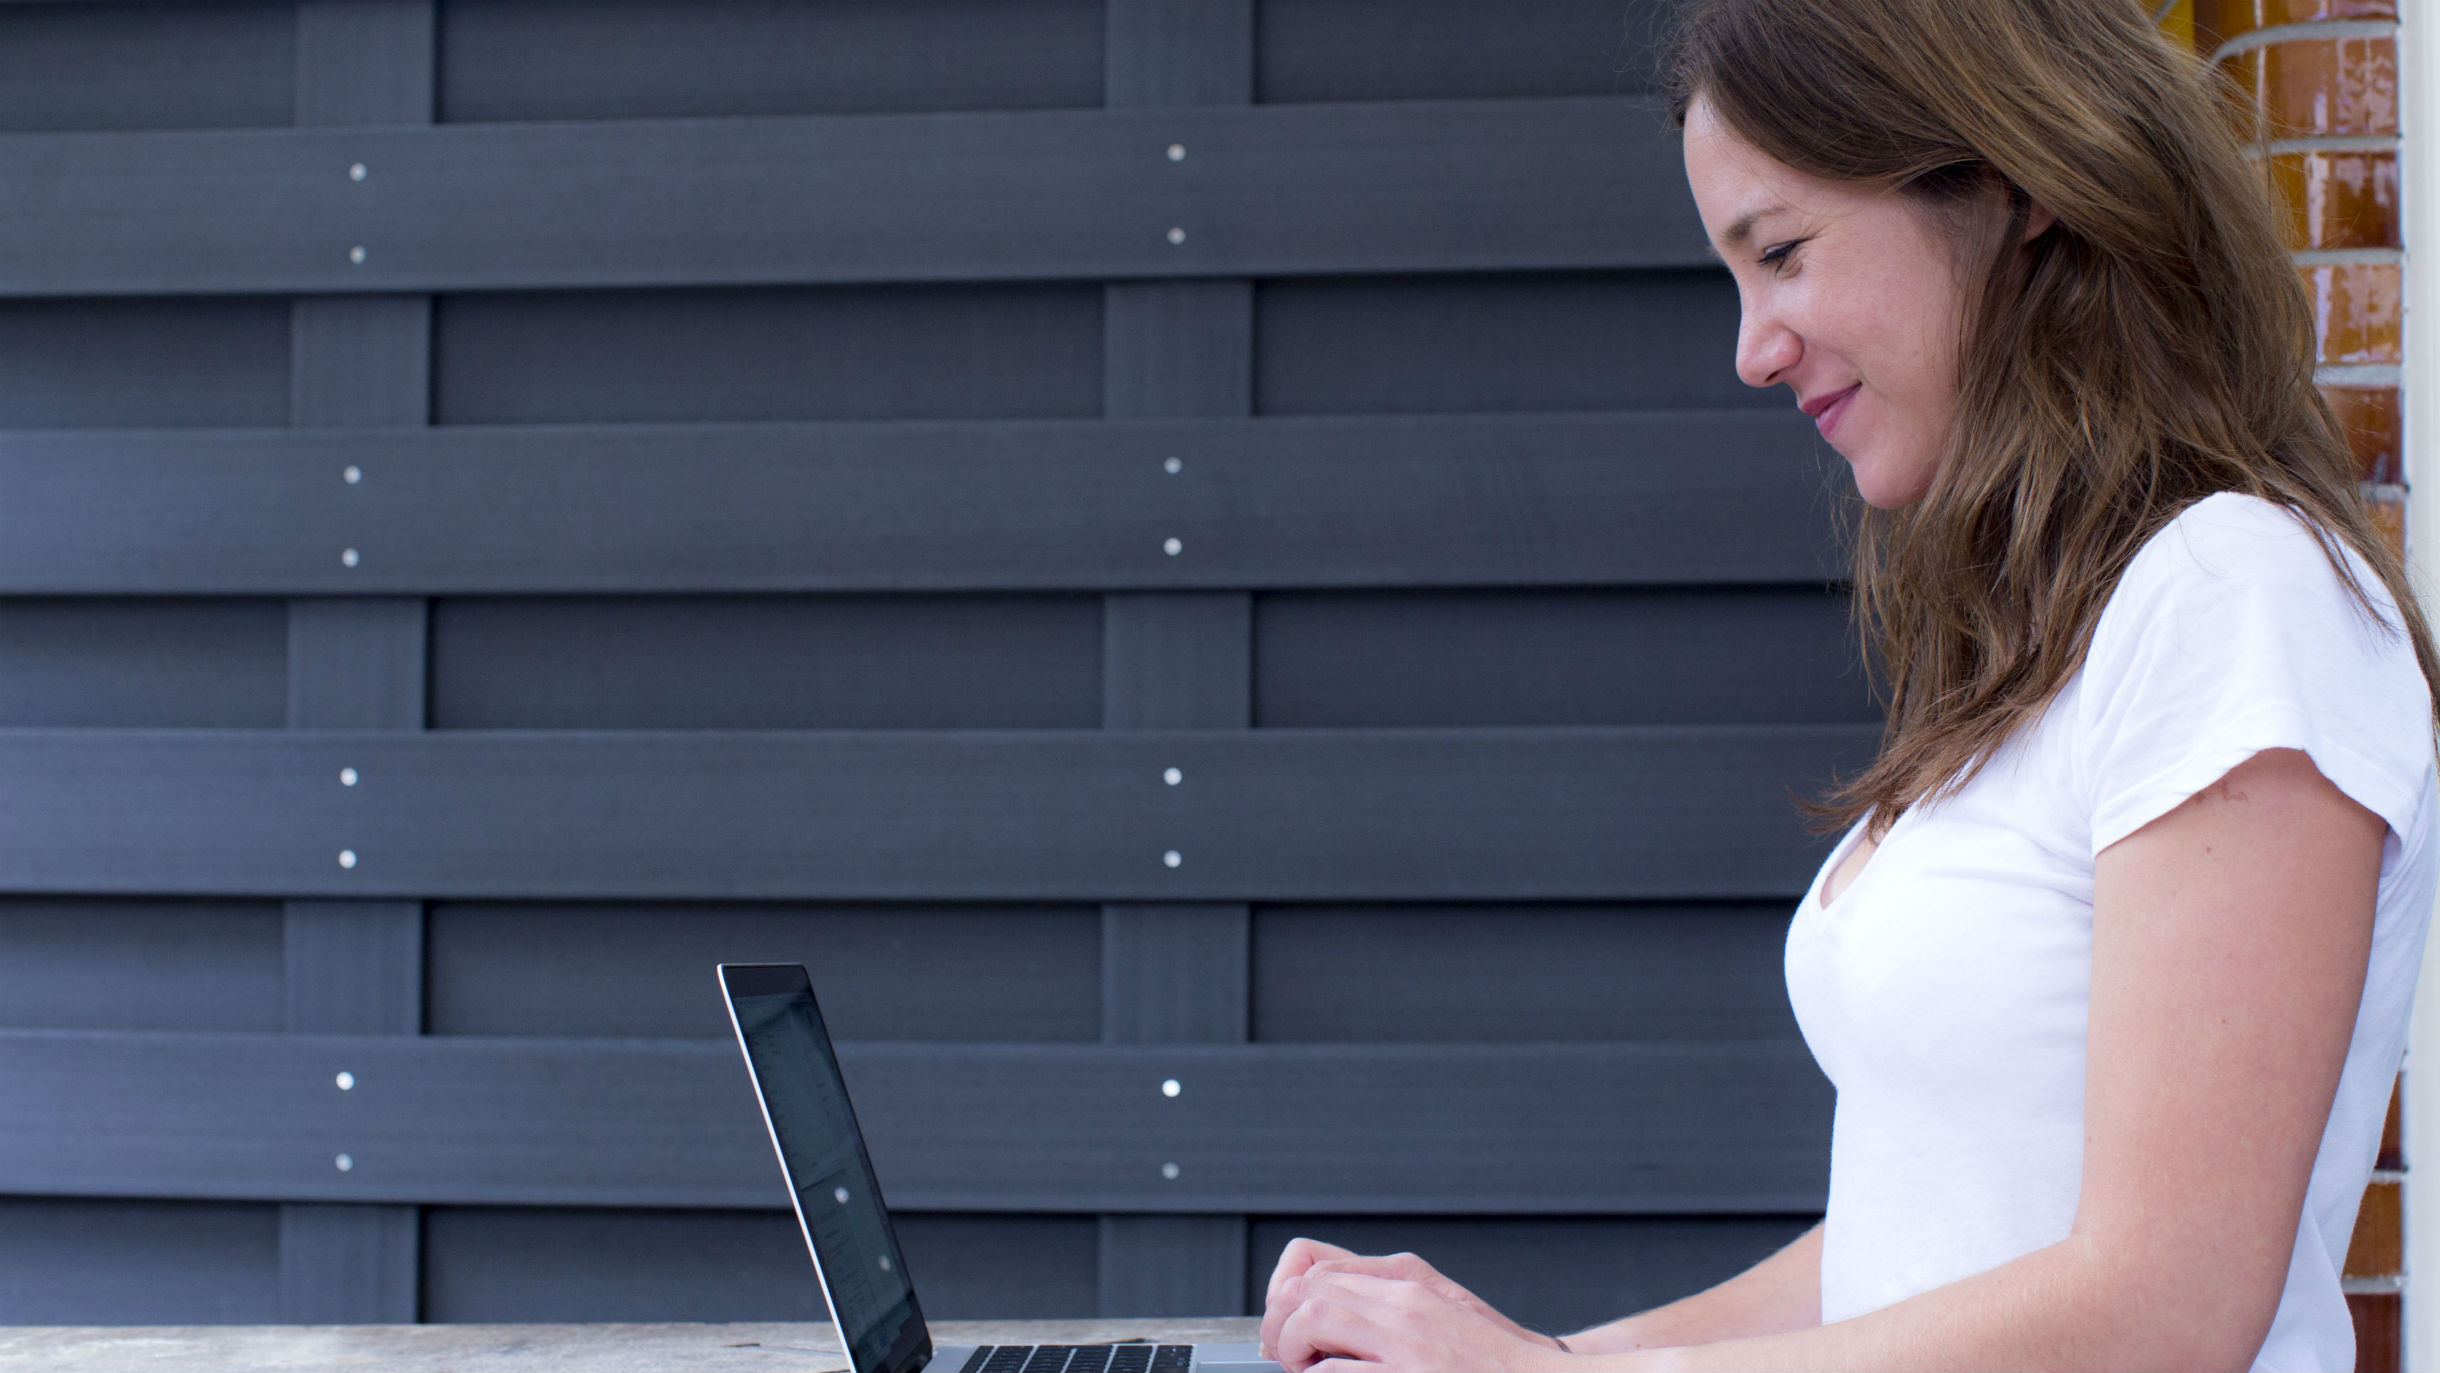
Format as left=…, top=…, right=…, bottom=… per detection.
left=0, top=0, right=1864, bottom=1332
left=1098, top=0, right=1259, bottom=1319
left=281, top=0, right=434, bottom=1324
left=0, top=1, right=294, bottom=1327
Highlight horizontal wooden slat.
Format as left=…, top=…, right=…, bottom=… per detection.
left=0, top=98, right=1702, bottom=295
left=0, top=1032, right=1831, bottom=1213
left=0, top=726, right=1872, bottom=900
left=0, top=412, right=1834, bottom=593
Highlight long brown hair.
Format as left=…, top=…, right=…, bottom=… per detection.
left=1669, top=0, right=2440, bottom=835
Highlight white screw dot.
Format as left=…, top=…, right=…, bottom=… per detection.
left=1161, top=1162, right=1181, bottom=1180
left=1167, top=143, right=1186, bottom=162
left=1163, top=767, right=1182, bottom=786
left=343, top=466, right=362, bottom=485
left=349, top=163, right=367, bottom=182
left=1164, top=457, right=1183, bottom=475
left=1162, top=1079, right=1181, bottom=1098
left=338, top=849, right=358, bottom=869
left=1166, top=227, right=1186, bottom=245
left=339, top=767, right=358, bottom=787
left=834, top=1187, right=850, bottom=1204
left=335, top=1153, right=354, bottom=1172
left=335, top=1071, right=355, bottom=1091
left=1163, top=537, right=1183, bottom=557
left=341, top=548, right=360, bottom=568
left=348, top=245, right=367, bottom=264
left=1163, top=850, right=1182, bottom=869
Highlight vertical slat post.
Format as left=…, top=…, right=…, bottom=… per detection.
left=280, top=0, right=436, bottom=1325
left=1099, top=0, right=1259, bottom=1321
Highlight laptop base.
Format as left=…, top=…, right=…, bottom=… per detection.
left=931, top=1341, right=1277, bottom=1373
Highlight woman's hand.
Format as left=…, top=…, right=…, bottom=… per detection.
left=1258, top=1239, right=1571, bottom=1372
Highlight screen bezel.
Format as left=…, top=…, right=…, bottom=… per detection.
left=719, top=962, right=934, bottom=1373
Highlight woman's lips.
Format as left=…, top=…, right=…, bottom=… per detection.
left=1809, top=384, right=1860, bottom=440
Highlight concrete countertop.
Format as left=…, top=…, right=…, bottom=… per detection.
left=0, top=1317, right=1268, bottom=1372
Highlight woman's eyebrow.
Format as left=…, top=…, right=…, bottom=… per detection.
left=1720, top=204, right=1788, bottom=251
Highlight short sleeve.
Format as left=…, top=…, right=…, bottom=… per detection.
left=2076, top=494, right=2434, bottom=856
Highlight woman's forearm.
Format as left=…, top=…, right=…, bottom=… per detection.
left=1563, top=1223, right=1822, bottom=1354
left=1609, top=1231, right=2264, bottom=1373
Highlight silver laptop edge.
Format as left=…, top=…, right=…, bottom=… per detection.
left=719, top=966, right=866, bottom=1369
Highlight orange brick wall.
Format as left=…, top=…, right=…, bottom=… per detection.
left=2173, top=1, right=2408, bottom=1365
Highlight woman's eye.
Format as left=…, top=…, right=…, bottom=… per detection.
left=1759, top=238, right=1807, bottom=272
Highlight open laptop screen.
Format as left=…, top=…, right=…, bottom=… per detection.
left=722, top=964, right=929, bottom=1373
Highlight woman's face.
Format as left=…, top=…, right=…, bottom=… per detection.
left=1681, top=95, right=2003, bottom=509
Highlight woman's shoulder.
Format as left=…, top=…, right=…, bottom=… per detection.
left=2082, top=490, right=2421, bottom=728
left=2113, top=491, right=2395, bottom=627
left=2077, top=496, right=2434, bottom=857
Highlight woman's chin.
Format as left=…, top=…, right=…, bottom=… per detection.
left=1844, top=452, right=1937, bottom=510
left=1845, top=467, right=1905, bottom=510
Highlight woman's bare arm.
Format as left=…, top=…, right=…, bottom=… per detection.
left=1602, top=747, right=2381, bottom=1371
left=1560, top=1224, right=1821, bottom=1354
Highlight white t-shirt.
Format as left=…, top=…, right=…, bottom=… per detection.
left=1785, top=492, right=2439, bottom=1371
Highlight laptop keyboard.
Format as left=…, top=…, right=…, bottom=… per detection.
left=958, top=1343, right=1194, bottom=1373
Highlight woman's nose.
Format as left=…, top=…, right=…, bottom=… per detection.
left=1735, top=313, right=1799, bottom=390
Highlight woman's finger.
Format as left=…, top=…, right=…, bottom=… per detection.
left=1265, top=1267, right=1413, bottom=1355
left=1295, top=1270, right=1423, bottom=1307
left=1303, top=1252, right=1444, bottom=1287
left=1261, top=1238, right=1358, bottom=1353
left=1276, top=1296, right=1391, bottom=1373
left=1265, top=1237, right=1357, bottom=1306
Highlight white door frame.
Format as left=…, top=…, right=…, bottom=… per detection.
left=2401, top=0, right=2439, bottom=1364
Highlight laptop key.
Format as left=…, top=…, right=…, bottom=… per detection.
left=1107, top=1344, right=1154, bottom=1373
left=1021, top=1346, right=1078, bottom=1373
left=979, top=1347, right=1034, bottom=1373
left=959, top=1348, right=994, bottom=1373
left=1150, top=1346, right=1194, bottom=1372
left=1066, top=1348, right=1113, bottom=1373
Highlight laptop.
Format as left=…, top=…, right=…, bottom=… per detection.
left=720, top=963, right=1283, bottom=1373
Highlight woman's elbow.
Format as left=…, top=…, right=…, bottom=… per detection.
left=2060, top=1231, right=2283, bottom=1373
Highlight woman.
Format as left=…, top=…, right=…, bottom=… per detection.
left=1256, top=0, right=2440, bottom=1368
